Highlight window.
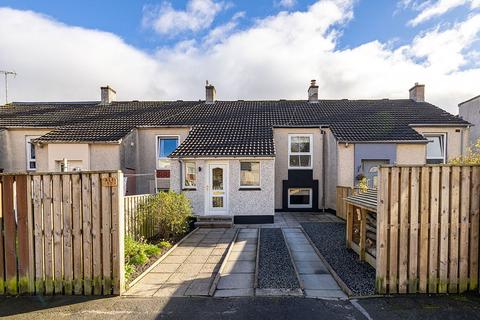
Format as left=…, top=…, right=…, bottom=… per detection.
left=288, top=134, right=312, bottom=169
left=157, top=136, right=179, bottom=169
left=288, top=188, right=312, bottom=208
left=425, top=134, right=446, bottom=164
left=183, top=162, right=197, bottom=189
left=240, top=162, right=260, bottom=187
left=26, top=136, right=40, bottom=171
left=158, top=136, right=179, bottom=158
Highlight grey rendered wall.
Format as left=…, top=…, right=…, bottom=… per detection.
left=459, top=97, right=480, bottom=145
left=171, top=159, right=206, bottom=215
left=324, top=129, right=337, bottom=210
left=0, top=129, right=7, bottom=172
left=354, top=143, right=396, bottom=178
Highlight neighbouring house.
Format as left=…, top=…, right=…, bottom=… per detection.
left=0, top=82, right=470, bottom=223
left=459, top=95, right=480, bottom=145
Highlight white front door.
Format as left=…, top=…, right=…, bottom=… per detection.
left=207, top=164, right=228, bottom=215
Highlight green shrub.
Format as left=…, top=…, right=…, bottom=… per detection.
left=138, top=191, right=193, bottom=240
left=125, top=236, right=168, bottom=282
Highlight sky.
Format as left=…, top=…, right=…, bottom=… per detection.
left=0, top=0, right=480, bottom=114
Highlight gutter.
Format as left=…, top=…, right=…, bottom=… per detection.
left=409, top=123, right=470, bottom=128
left=337, top=140, right=429, bottom=144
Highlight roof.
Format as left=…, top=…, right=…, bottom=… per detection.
left=0, top=99, right=470, bottom=157
left=345, top=189, right=378, bottom=212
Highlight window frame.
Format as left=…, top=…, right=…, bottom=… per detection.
left=25, top=136, right=40, bottom=171
left=155, top=135, right=180, bottom=170
left=182, top=161, right=197, bottom=190
left=288, top=134, right=313, bottom=169
left=288, top=188, right=313, bottom=209
left=239, top=161, right=261, bottom=188
left=424, top=133, right=447, bottom=164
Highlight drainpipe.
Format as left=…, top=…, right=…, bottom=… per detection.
left=179, top=158, right=184, bottom=191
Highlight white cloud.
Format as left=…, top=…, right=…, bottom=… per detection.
left=275, top=0, right=297, bottom=8
left=406, top=0, right=478, bottom=26
left=1, top=1, right=480, bottom=114
left=142, top=0, right=225, bottom=35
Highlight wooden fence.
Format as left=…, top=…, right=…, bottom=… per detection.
left=0, top=171, right=124, bottom=296
left=336, top=186, right=354, bottom=220
left=124, top=194, right=159, bottom=240
left=376, top=165, right=480, bottom=294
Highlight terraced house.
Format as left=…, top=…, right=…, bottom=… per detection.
left=0, top=81, right=471, bottom=223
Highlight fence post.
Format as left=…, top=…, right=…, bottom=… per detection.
left=376, top=167, right=389, bottom=294
left=112, top=171, right=125, bottom=295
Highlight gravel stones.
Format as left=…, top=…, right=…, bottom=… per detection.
left=301, top=222, right=376, bottom=296
left=257, top=228, right=300, bottom=289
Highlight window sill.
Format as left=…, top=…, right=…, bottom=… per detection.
left=288, top=167, right=313, bottom=170
left=182, top=188, right=197, bottom=191
left=239, top=187, right=261, bottom=191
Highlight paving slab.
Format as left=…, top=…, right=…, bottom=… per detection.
left=213, top=288, right=254, bottom=297
left=217, top=274, right=254, bottom=289
left=305, top=289, right=347, bottom=299
left=301, top=274, right=340, bottom=290
left=295, top=260, right=329, bottom=274
left=291, top=250, right=322, bottom=262
left=151, top=263, right=180, bottom=273
left=153, top=283, right=190, bottom=297
left=223, top=261, right=255, bottom=273
left=228, top=251, right=256, bottom=261
left=255, top=288, right=303, bottom=297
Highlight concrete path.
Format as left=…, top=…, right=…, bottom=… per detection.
left=214, top=228, right=258, bottom=297
left=126, top=228, right=236, bottom=297
left=283, top=228, right=346, bottom=299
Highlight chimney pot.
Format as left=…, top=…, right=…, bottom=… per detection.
left=409, top=83, right=425, bottom=102
left=308, top=79, right=319, bottom=103
left=205, top=81, right=216, bottom=104
left=101, top=86, right=116, bottom=104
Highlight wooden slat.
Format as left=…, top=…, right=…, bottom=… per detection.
left=449, top=166, right=460, bottom=293
left=389, top=167, right=399, bottom=293
left=101, top=173, right=112, bottom=294
left=62, top=174, right=73, bottom=295
left=376, top=167, right=389, bottom=294
left=82, top=174, right=93, bottom=295
left=3, top=176, right=17, bottom=295
left=111, top=172, right=124, bottom=294
left=408, top=167, right=420, bottom=293
left=91, top=174, right=102, bottom=295
left=16, top=175, right=32, bottom=294
left=52, top=175, right=63, bottom=294
left=398, top=167, right=409, bottom=293
left=418, top=167, right=430, bottom=293
left=359, top=208, right=367, bottom=261
left=42, top=175, right=54, bottom=295
left=32, top=175, right=44, bottom=295
left=438, top=166, right=450, bottom=293
left=71, top=174, right=83, bottom=295
left=459, top=166, right=471, bottom=292
left=429, top=167, right=440, bottom=293
left=469, top=166, right=480, bottom=291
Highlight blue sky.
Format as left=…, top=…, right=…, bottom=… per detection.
left=0, top=0, right=479, bottom=113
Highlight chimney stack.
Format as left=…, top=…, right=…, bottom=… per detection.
left=205, top=81, right=216, bottom=104
left=101, top=86, right=116, bottom=104
left=409, top=82, right=425, bottom=102
left=308, top=79, right=319, bottom=103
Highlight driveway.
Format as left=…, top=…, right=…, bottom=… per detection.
left=126, top=212, right=346, bottom=299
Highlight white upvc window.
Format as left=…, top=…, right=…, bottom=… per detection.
left=288, top=188, right=312, bottom=208
left=25, top=136, right=40, bottom=171
left=183, top=161, right=197, bottom=189
left=288, top=134, right=313, bottom=169
left=425, top=133, right=446, bottom=164
left=156, top=135, right=179, bottom=169
left=240, top=161, right=260, bottom=188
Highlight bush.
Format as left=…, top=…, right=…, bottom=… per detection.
left=125, top=236, right=165, bottom=281
left=138, top=191, right=193, bottom=241
left=449, top=138, right=480, bottom=165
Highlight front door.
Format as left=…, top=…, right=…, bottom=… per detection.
left=207, top=164, right=228, bottom=215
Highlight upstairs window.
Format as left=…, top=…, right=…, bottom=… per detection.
left=183, top=162, right=197, bottom=189
left=26, top=136, right=39, bottom=171
left=157, top=136, right=179, bottom=170
left=240, top=162, right=260, bottom=187
left=425, top=134, right=446, bottom=164
left=288, top=134, right=313, bottom=169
